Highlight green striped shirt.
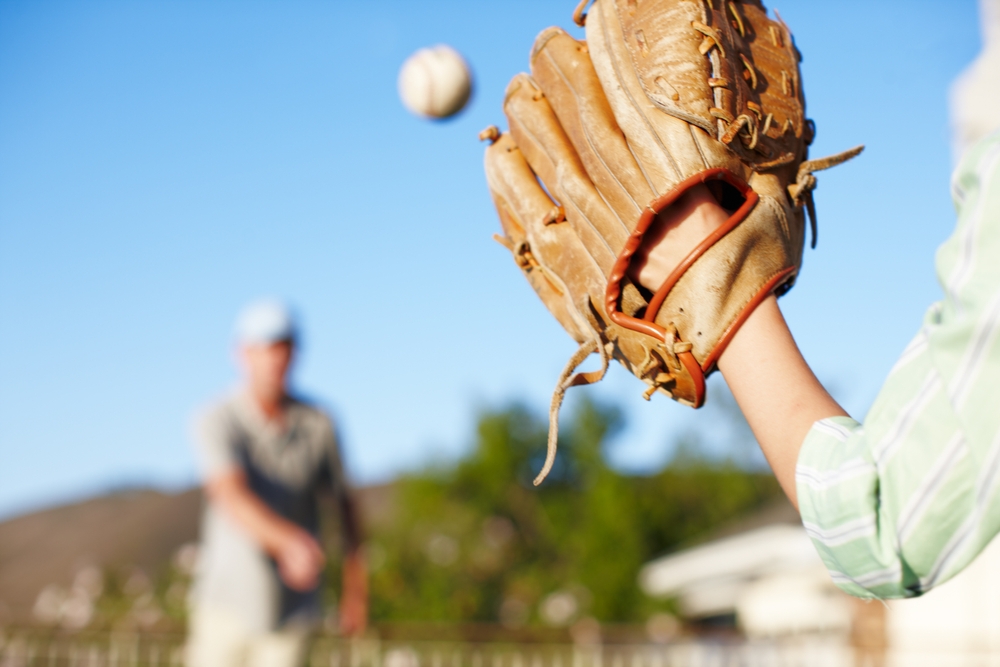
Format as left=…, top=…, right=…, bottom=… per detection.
left=796, top=131, right=1000, bottom=599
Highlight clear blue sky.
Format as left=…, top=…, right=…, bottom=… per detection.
left=0, top=0, right=981, bottom=519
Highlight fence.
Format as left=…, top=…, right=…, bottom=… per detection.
left=0, top=630, right=855, bottom=667
left=0, top=632, right=182, bottom=667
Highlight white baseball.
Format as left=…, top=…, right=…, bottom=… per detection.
left=398, top=45, right=473, bottom=119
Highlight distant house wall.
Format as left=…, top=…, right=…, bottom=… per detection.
left=639, top=521, right=1000, bottom=662
left=885, top=536, right=1000, bottom=666
left=951, top=0, right=1000, bottom=161
left=639, top=524, right=853, bottom=638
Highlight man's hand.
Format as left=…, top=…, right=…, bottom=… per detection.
left=274, top=527, right=326, bottom=592
left=338, top=550, right=368, bottom=636
left=206, top=470, right=327, bottom=591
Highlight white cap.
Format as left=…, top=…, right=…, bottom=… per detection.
left=234, top=299, right=298, bottom=345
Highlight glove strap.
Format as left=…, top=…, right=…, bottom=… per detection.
left=603, top=169, right=759, bottom=407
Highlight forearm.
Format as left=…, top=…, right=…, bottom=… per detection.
left=337, top=490, right=364, bottom=554
left=338, top=546, right=369, bottom=635
left=206, top=472, right=302, bottom=555
left=342, top=549, right=367, bottom=596
left=717, top=295, right=848, bottom=509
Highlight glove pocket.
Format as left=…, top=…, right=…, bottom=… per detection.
left=653, top=192, right=800, bottom=374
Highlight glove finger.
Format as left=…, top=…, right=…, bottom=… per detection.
left=585, top=0, right=746, bottom=194
left=503, top=73, right=621, bottom=274
left=484, top=132, right=595, bottom=345
left=528, top=27, right=655, bottom=231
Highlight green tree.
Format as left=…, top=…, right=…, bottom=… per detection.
left=361, top=396, right=783, bottom=626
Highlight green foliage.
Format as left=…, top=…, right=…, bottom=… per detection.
left=360, top=397, right=784, bottom=626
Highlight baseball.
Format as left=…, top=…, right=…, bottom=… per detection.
left=398, top=45, right=473, bottom=120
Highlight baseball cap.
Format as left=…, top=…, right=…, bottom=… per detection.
left=234, top=299, right=298, bottom=345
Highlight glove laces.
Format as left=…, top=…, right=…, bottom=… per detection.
left=788, top=145, right=865, bottom=248
left=537, top=299, right=609, bottom=486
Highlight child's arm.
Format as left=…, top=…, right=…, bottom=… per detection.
left=631, top=183, right=848, bottom=508
left=716, top=295, right=849, bottom=509
left=634, top=135, right=1000, bottom=600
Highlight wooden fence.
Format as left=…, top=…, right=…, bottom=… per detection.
left=0, top=630, right=855, bottom=667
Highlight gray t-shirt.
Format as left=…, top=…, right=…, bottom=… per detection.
left=191, top=391, right=351, bottom=631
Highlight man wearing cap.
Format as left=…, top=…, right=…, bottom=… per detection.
left=187, top=300, right=367, bottom=667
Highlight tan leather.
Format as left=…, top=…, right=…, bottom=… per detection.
left=483, top=0, right=862, bottom=482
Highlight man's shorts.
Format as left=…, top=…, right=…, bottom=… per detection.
left=186, top=605, right=309, bottom=667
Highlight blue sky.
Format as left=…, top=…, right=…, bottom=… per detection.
left=0, top=0, right=982, bottom=519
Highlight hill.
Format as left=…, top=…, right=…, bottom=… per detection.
left=0, top=483, right=395, bottom=625
left=0, top=488, right=201, bottom=623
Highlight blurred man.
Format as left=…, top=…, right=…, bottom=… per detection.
left=188, top=300, right=367, bottom=667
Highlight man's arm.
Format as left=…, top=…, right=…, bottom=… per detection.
left=340, top=493, right=368, bottom=635
left=334, top=483, right=368, bottom=636
left=206, top=469, right=326, bottom=592
left=324, top=421, right=369, bottom=636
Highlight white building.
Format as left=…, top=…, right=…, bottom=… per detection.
left=640, top=501, right=1000, bottom=666
left=951, top=0, right=1000, bottom=161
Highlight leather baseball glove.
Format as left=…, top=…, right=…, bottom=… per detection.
left=482, top=0, right=862, bottom=484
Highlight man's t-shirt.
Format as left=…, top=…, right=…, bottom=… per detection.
left=191, top=391, right=350, bottom=632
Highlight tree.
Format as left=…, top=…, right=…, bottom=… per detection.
left=359, top=396, right=784, bottom=626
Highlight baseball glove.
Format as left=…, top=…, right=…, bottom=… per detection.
left=482, top=0, right=862, bottom=484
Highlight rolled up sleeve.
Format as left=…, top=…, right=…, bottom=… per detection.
left=796, top=132, right=1000, bottom=599
left=194, top=403, right=242, bottom=480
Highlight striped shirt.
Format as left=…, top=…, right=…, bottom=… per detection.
left=796, top=131, right=1000, bottom=599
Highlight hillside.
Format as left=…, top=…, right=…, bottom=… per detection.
left=0, top=483, right=394, bottom=624
left=0, top=488, right=202, bottom=623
